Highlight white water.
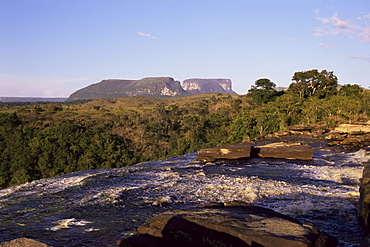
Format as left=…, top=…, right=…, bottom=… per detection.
left=0, top=149, right=368, bottom=246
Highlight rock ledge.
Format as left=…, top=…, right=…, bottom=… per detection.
left=119, top=201, right=337, bottom=247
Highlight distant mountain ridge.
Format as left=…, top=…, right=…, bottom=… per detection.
left=67, top=77, right=236, bottom=101
left=0, top=97, right=68, bottom=103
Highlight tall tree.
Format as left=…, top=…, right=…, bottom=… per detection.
left=248, top=78, right=283, bottom=105
left=288, top=69, right=338, bottom=98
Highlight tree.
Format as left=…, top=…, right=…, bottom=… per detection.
left=339, top=84, right=363, bottom=97
left=288, top=69, right=338, bottom=98
left=248, top=78, right=283, bottom=105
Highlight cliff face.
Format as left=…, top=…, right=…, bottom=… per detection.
left=67, top=77, right=186, bottom=101
left=182, top=78, right=237, bottom=95
left=67, top=77, right=237, bottom=101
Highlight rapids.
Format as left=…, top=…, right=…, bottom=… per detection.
left=0, top=147, right=369, bottom=246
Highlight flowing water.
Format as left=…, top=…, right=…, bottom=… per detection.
left=0, top=144, right=369, bottom=246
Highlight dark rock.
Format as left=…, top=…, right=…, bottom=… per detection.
left=359, top=164, right=370, bottom=235
left=0, top=238, right=50, bottom=247
left=196, top=144, right=252, bottom=162
left=119, top=201, right=337, bottom=247
left=255, top=142, right=314, bottom=160
left=361, top=235, right=370, bottom=247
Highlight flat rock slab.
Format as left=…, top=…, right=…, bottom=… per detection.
left=255, top=142, right=314, bottom=160
left=119, top=201, right=337, bottom=247
left=196, top=144, right=252, bottom=162
left=334, top=124, right=370, bottom=134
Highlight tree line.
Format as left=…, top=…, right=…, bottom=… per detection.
left=0, top=69, right=369, bottom=189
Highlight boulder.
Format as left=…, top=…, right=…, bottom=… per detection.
left=359, top=164, right=370, bottom=235
left=0, top=238, right=50, bottom=247
left=118, top=201, right=337, bottom=247
left=196, top=144, right=252, bottom=162
left=255, top=142, right=314, bottom=160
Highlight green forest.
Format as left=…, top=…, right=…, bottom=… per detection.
left=0, top=69, right=369, bottom=189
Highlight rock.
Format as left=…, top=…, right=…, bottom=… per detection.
left=361, top=235, right=370, bottom=247
left=334, top=124, right=370, bottom=134
left=255, top=142, right=314, bottom=160
left=67, top=77, right=187, bottom=101
left=119, top=201, right=337, bottom=247
left=285, top=126, right=312, bottom=132
left=271, top=131, right=291, bottom=138
left=325, top=132, right=346, bottom=141
left=182, top=78, right=237, bottom=95
left=285, top=125, right=328, bottom=136
left=359, top=164, right=370, bottom=235
left=326, top=126, right=370, bottom=149
left=341, top=134, right=370, bottom=146
left=310, top=126, right=327, bottom=136
left=0, top=238, right=50, bottom=247
left=196, top=144, right=252, bottom=162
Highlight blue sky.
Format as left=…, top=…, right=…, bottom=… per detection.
left=1, top=0, right=369, bottom=97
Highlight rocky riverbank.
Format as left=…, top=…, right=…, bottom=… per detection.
left=118, top=124, right=369, bottom=247
left=2, top=123, right=370, bottom=246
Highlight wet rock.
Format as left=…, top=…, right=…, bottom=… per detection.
left=118, top=201, right=337, bottom=247
left=255, top=142, right=314, bottom=160
left=196, top=144, right=252, bottom=162
left=359, top=164, right=370, bottom=235
left=0, top=238, right=50, bottom=247
left=361, top=235, right=370, bottom=247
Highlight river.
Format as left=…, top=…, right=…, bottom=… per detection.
left=0, top=141, right=368, bottom=246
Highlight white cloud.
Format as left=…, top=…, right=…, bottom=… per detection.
left=314, top=13, right=358, bottom=38
left=314, top=12, right=370, bottom=43
left=358, top=26, right=370, bottom=43
left=357, top=13, right=370, bottom=21
left=136, top=32, right=158, bottom=39
left=349, top=54, right=370, bottom=62
left=318, top=43, right=336, bottom=47
left=286, top=37, right=300, bottom=42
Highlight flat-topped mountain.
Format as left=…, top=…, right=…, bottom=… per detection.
left=67, top=77, right=236, bottom=101
left=67, top=77, right=186, bottom=101
left=183, top=78, right=237, bottom=94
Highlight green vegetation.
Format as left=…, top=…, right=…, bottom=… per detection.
left=0, top=70, right=369, bottom=189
